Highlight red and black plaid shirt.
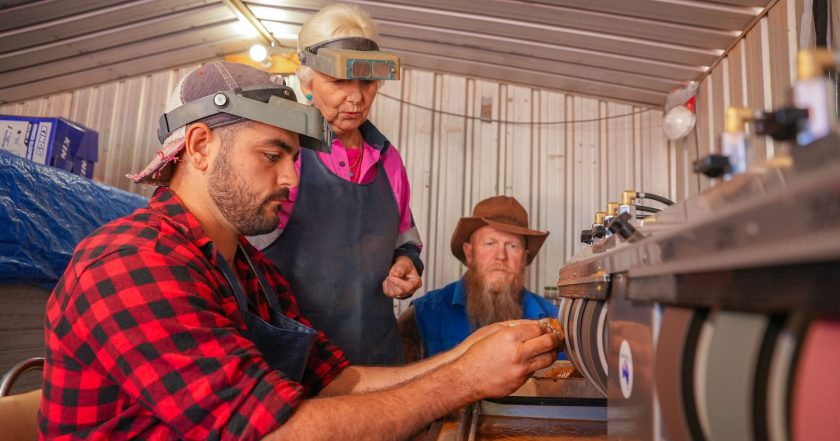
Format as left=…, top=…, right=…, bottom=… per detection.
left=40, top=188, right=349, bottom=440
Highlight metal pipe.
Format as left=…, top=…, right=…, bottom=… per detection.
left=634, top=204, right=661, bottom=213
left=637, top=192, right=674, bottom=206
left=221, top=0, right=282, bottom=49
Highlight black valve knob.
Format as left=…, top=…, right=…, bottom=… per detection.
left=693, top=154, right=731, bottom=178
left=592, top=225, right=606, bottom=239
left=754, top=107, right=809, bottom=141
left=580, top=229, right=593, bottom=244
left=607, top=212, right=644, bottom=242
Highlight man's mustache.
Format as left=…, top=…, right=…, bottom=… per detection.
left=265, top=187, right=291, bottom=204
left=485, top=264, right=517, bottom=274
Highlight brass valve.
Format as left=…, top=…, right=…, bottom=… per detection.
left=798, top=48, right=838, bottom=81
left=621, top=190, right=637, bottom=206
left=607, top=202, right=619, bottom=217
left=725, top=107, right=757, bottom=134
left=594, top=211, right=606, bottom=225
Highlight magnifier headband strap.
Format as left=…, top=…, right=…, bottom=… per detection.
left=157, top=85, right=292, bottom=143
left=306, top=36, right=380, bottom=53
left=156, top=87, right=328, bottom=152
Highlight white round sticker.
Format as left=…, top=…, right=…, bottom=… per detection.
left=619, top=339, right=634, bottom=399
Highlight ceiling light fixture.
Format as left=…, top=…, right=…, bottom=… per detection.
left=662, top=82, right=698, bottom=141
left=249, top=44, right=268, bottom=63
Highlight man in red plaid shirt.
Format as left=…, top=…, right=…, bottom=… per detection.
left=40, top=62, right=563, bottom=441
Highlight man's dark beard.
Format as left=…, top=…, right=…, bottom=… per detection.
left=208, top=142, right=290, bottom=236
left=464, top=268, right=524, bottom=328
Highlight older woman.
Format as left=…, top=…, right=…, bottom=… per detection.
left=257, top=4, right=422, bottom=366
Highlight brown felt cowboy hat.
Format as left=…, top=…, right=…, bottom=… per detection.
left=450, top=196, right=549, bottom=266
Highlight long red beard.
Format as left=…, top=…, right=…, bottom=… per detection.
left=464, top=268, right=525, bottom=328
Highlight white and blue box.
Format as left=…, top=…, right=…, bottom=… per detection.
left=0, top=115, right=98, bottom=177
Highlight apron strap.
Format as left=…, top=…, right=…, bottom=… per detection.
left=216, top=252, right=252, bottom=322
left=218, top=248, right=286, bottom=321
left=238, top=244, right=285, bottom=313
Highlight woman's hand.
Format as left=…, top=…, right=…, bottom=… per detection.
left=382, top=256, right=422, bottom=299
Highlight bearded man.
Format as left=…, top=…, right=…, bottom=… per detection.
left=399, top=196, right=563, bottom=361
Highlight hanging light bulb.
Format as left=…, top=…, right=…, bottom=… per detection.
left=663, top=105, right=696, bottom=140
left=249, top=44, right=268, bottom=63
left=663, top=89, right=697, bottom=141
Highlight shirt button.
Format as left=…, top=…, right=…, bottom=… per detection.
left=339, top=161, right=346, bottom=167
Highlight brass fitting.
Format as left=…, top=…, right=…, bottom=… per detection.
left=766, top=155, right=793, bottom=169
left=798, top=49, right=838, bottom=81
left=621, top=190, right=637, bottom=206
left=725, top=107, right=756, bottom=134
left=607, top=202, right=620, bottom=217
left=594, top=211, right=606, bottom=225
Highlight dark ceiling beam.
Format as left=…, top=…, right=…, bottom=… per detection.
left=0, top=3, right=232, bottom=72
left=0, top=35, right=258, bottom=104
left=0, top=0, right=219, bottom=52
left=0, top=22, right=245, bottom=88
left=0, top=0, right=129, bottom=32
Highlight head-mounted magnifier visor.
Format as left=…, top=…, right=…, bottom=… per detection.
left=157, top=85, right=332, bottom=152
left=299, top=37, right=400, bottom=81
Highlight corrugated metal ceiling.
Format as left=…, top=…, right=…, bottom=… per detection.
left=0, top=0, right=775, bottom=107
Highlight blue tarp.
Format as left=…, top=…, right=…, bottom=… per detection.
left=0, top=149, right=147, bottom=285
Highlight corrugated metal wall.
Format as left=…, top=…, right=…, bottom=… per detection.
left=691, top=0, right=803, bottom=194
left=369, top=70, right=676, bottom=307
left=0, top=63, right=675, bottom=307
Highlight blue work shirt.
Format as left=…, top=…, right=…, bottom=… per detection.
left=412, top=278, right=566, bottom=359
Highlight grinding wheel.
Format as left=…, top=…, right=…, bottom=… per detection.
left=560, top=297, right=573, bottom=357
left=791, top=318, right=840, bottom=441
left=577, top=299, right=601, bottom=395
left=693, top=312, right=715, bottom=440
left=596, top=302, right=609, bottom=379
left=766, top=313, right=806, bottom=441
left=655, top=306, right=704, bottom=441
left=567, top=299, right=588, bottom=383
left=581, top=300, right=607, bottom=395
left=697, top=310, right=768, bottom=441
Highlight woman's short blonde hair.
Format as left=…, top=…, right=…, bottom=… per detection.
left=296, top=3, right=380, bottom=86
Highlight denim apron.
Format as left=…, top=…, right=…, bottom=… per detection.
left=264, top=147, right=402, bottom=365
left=217, top=246, right=317, bottom=382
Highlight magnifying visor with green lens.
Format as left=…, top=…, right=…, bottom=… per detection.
left=299, top=37, right=400, bottom=81
left=157, top=85, right=332, bottom=152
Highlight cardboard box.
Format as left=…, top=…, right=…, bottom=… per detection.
left=0, top=115, right=98, bottom=177
left=71, top=156, right=95, bottom=179
left=71, top=124, right=99, bottom=179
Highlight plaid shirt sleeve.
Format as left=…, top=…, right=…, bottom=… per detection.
left=44, top=245, right=306, bottom=440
